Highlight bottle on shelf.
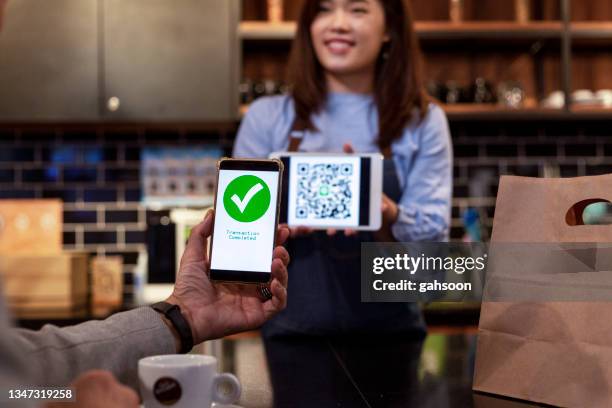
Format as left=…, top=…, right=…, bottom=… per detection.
left=515, top=0, right=531, bottom=23
left=267, top=0, right=283, bottom=23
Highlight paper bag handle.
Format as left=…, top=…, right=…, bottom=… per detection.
left=565, top=199, right=612, bottom=226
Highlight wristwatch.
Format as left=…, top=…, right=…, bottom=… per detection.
left=151, top=301, right=194, bottom=354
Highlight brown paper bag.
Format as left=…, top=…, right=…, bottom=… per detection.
left=473, top=175, right=612, bottom=408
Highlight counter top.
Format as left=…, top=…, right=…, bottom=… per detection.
left=224, top=333, right=543, bottom=408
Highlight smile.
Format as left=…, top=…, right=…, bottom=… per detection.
left=324, top=39, right=355, bottom=54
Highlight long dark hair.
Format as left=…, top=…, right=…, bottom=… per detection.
left=288, top=0, right=429, bottom=150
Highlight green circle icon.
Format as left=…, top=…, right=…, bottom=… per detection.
left=223, top=175, right=271, bottom=223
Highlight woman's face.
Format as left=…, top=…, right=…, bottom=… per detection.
left=310, top=0, right=388, bottom=78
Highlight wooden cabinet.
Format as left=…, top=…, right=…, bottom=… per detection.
left=0, top=0, right=98, bottom=121
left=0, top=0, right=240, bottom=122
left=103, top=0, right=239, bottom=121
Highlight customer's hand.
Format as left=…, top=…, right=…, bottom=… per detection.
left=46, top=370, right=139, bottom=408
left=166, top=210, right=290, bottom=345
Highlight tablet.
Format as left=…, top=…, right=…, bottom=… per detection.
left=269, top=152, right=383, bottom=230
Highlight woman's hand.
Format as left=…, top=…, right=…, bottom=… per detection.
left=285, top=224, right=315, bottom=238
left=375, top=193, right=400, bottom=242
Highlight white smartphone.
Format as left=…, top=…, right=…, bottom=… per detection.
left=209, top=158, right=283, bottom=283
left=269, top=152, right=383, bottom=231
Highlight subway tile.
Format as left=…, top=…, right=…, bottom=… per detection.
left=0, top=169, right=14, bottom=182
left=184, top=131, right=221, bottom=142
left=61, top=130, right=98, bottom=143
left=560, top=164, right=579, bottom=178
left=450, top=226, right=464, bottom=240
left=125, top=230, right=146, bottom=244
left=0, top=130, right=15, bottom=141
left=144, top=130, right=181, bottom=143
left=22, top=168, right=59, bottom=183
left=0, top=148, right=35, bottom=162
left=485, top=144, right=518, bottom=157
left=107, top=251, right=140, bottom=265
left=524, top=143, right=557, bottom=157
left=505, top=124, right=540, bottom=138
left=585, top=165, right=612, bottom=176
left=83, top=188, right=117, bottom=202
left=105, top=167, right=140, bottom=183
left=63, top=167, right=98, bottom=183
left=103, top=130, right=140, bottom=142
left=105, top=210, right=139, bottom=224
left=42, top=188, right=78, bottom=202
left=563, top=143, right=597, bottom=157
left=462, top=123, right=503, bottom=138
left=124, top=188, right=142, bottom=202
left=19, top=130, right=56, bottom=142
left=43, top=146, right=78, bottom=164
left=83, top=147, right=118, bottom=163
left=453, top=184, right=469, bottom=197
left=124, top=147, right=141, bottom=161
left=64, top=210, right=97, bottom=224
left=467, top=165, right=499, bottom=179
left=544, top=123, right=580, bottom=138
left=580, top=122, right=612, bottom=138
left=452, top=165, right=464, bottom=180
left=0, top=189, right=36, bottom=199
left=453, top=144, right=479, bottom=158
left=84, top=231, right=117, bottom=245
left=63, top=231, right=76, bottom=245
left=507, top=165, right=540, bottom=177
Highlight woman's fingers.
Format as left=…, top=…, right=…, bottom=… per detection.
left=343, top=143, right=355, bottom=154
left=344, top=228, right=357, bottom=236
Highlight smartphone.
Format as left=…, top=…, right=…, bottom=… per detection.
left=269, top=152, right=383, bottom=230
left=209, top=158, right=283, bottom=283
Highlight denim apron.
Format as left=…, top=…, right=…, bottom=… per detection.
left=262, top=129, right=427, bottom=339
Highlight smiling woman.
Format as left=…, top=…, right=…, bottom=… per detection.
left=232, top=0, right=452, bottom=342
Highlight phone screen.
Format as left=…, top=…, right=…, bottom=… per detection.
left=210, top=168, right=280, bottom=277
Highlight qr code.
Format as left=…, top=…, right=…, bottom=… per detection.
left=295, top=163, right=354, bottom=219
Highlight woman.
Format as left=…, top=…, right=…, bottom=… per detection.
left=233, top=0, right=452, bottom=338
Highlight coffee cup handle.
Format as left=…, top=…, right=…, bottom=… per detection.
left=212, top=373, right=241, bottom=404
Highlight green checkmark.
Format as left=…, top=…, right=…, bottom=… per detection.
left=223, top=175, right=271, bottom=223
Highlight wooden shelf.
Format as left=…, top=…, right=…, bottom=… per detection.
left=239, top=20, right=612, bottom=42
left=239, top=21, right=564, bottom=41
left=240, top=102, right=612, bottom=121
left=571, top=22, right=612, bottom=39
left=416, top=21, right=562, bottom=40
left=239, top=21, right=296, bottom=40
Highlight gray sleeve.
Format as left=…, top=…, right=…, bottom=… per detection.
left=0, top=293, right=37, bottom=407
left=12, top=307, right=176, bottom=390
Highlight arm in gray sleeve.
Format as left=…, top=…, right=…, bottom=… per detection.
left=11, top=307, right=176, bottom=390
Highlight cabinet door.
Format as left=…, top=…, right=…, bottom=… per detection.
left=103, top=0, right=239, bottom=121
left=0, top=0, right=99, bottom=121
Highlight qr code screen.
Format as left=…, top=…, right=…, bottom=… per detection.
left=294, top=162, right=355, bottom=220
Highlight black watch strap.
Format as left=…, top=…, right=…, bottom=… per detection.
left=151, top=301, right=194, bottom=354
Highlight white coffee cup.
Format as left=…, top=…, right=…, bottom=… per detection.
left=139, top=355, right=241, bottom=408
